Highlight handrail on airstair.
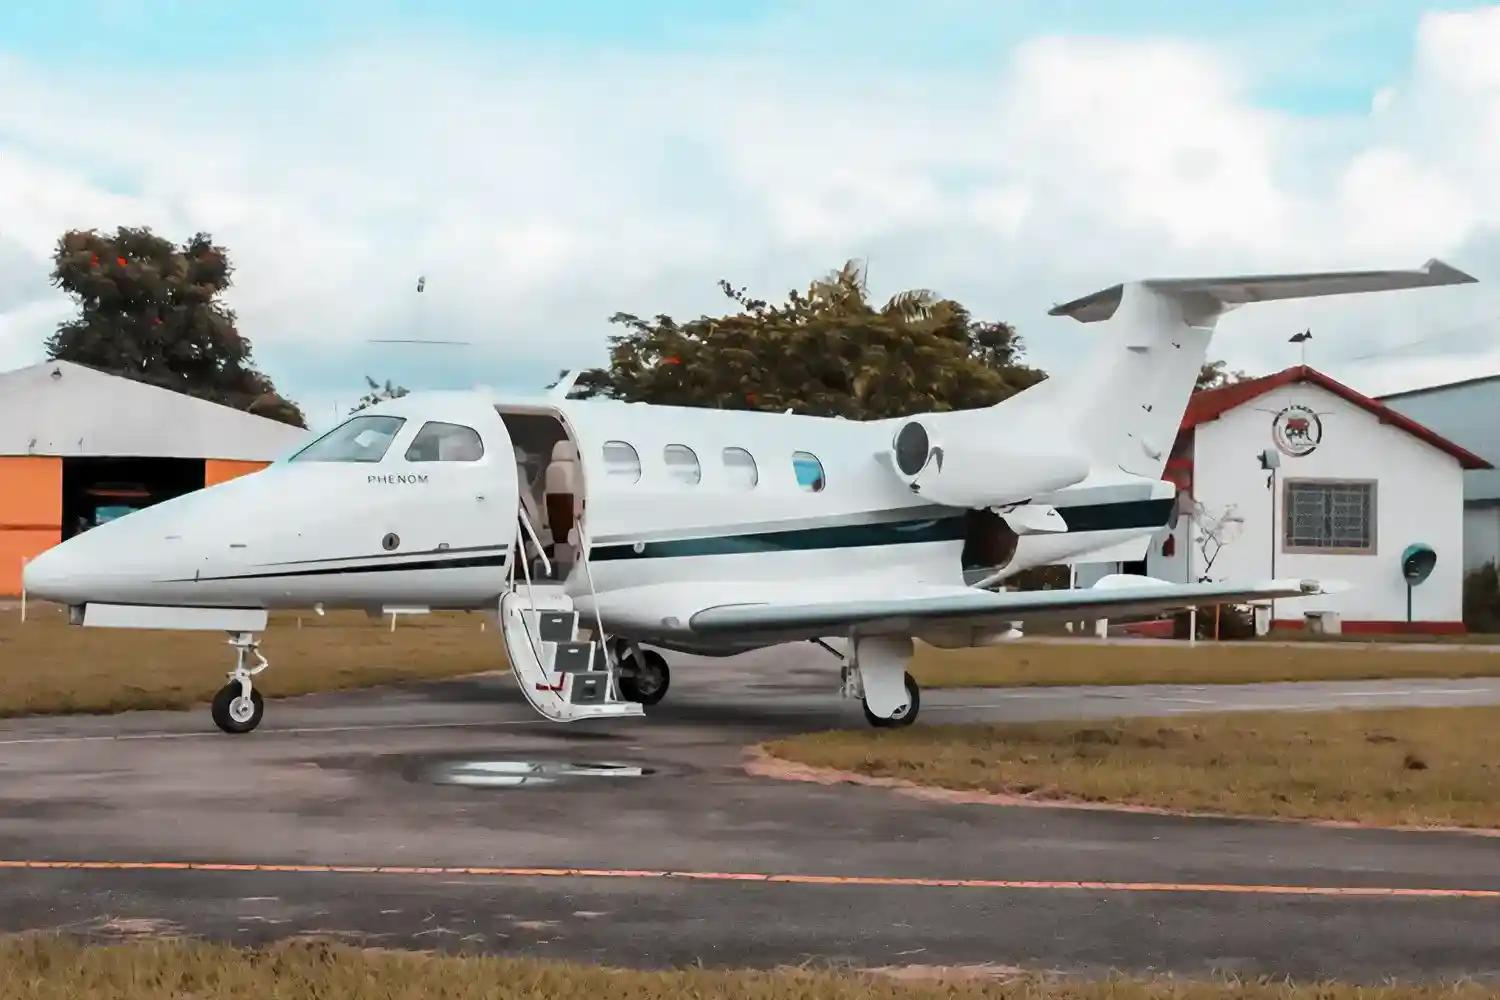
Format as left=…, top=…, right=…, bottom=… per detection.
left=574, top=519, right=614, bottom=677
left=512, top=507, right=547, bottom=673
left=516, top=506, right=553, bottom=581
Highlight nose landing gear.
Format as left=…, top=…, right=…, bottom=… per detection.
left=211, top=631, right=268, bottom=734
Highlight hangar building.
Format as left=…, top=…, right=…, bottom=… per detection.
left=1379, top=374, right=1500, bottom=572
left=0, top=360, right=309, bottom=596
left=1142, top=365, right=1489, bottom=633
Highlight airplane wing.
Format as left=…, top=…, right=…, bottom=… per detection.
left=686, top=576, right=1323, bottom=642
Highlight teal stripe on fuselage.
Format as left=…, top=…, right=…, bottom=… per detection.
left=591, top=516, right=966, bottom=562
left=589, top=497, right=1173, bottom=562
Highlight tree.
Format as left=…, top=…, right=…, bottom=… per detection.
left=1191, top=501, right=1245, bottom=581
left=577, top=260, right=1044, bottom=418
left=351, top=376, right=410, bottom=413
left=1196, top=359, right=1252, bottom=392
left=47, top=227, right=305, bottom=426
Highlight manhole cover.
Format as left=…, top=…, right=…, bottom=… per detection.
left=425, top=759, right=654, bottom=789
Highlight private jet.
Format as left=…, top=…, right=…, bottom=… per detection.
left=23, top=260, right=1475, bottom=733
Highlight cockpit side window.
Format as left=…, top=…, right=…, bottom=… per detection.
left=405, top=421, right=485, bottom=462
left=290, top=415, right=406, bottom=463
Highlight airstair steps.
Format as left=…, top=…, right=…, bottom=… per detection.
left=499, top=584, right=643, bottom=723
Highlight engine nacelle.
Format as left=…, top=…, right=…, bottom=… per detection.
left=891, top=420, right=1088, bottom=508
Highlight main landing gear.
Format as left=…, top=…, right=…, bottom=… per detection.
left=211, top=632, right=267, bottom=734
left=863, top=672, right=920, bottom=729
left=838, top=634, right=921, bottom=728
left=616, top=645, right=671, bottom=706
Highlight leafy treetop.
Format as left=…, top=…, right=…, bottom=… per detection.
left=351, top=376, right=410, bottom=413
left=577, top=261, right=1044, bottom=419
left=47, top=227, right=304, bottom=427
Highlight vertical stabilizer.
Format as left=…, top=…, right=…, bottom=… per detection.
left=1000, top=259, right=1475, bottom=480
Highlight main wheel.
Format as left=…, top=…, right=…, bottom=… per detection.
left=863, top=671, right=920, bottom=728
left=211, top=683, right=264, bottom=734
left=618, top=649, right=670, bottom=706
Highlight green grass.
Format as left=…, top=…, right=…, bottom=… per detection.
left=0, top=936, right=1492, bottom=1000
left=767, top=707, right=1500, bottom=828
left=0, top=604, right=502, bottom=716
left=910, top=640, right=1500, bottom=689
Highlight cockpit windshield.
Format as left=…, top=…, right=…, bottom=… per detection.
left=290, top=415, right=406, bottom=463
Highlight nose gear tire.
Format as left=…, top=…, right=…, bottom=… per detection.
left=212, top=684, right=265, bottom=734
left=863, top=672, right=919, bottom=728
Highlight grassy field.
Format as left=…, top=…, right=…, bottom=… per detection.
left=0, top=937, right=1492, bottom=1000
left=767, top=707, right=1500, bottom=828
left=910, top=640, right=1500, bottom=689
left=0, top=604, right=501, bottom=717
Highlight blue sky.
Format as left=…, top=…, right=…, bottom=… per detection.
left=0, top=0, right=1427, bottom=110
left=1, top=2, right=1497, bottom=424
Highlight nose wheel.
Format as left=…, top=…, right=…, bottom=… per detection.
left=212, top=632, right=268, bottom=734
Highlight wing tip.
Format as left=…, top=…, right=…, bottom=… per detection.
left=1421, top=258, right=1478, bottom=285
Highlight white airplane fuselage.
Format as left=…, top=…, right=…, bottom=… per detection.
left=23, top=388, right=1166, bottom=651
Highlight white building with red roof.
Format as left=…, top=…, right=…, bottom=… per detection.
left=1144, top=365, right=1490, bottom=633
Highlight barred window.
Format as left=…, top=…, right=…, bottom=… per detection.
left=1284, top=480, right=1375, bottom=553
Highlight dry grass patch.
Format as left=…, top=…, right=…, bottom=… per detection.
left=911, top=641, right=1500, bottom=689
left=0, top=936, right=1492, bottom=1000
left=0, top=605, right=501, bottom=717
left=767, top=707, right=1500, bottom=828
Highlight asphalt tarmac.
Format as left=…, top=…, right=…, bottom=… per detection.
left=3, top=646, right=1500, bottom=981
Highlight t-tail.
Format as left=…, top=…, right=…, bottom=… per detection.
left=1003, top=259, right=1476, bottom=480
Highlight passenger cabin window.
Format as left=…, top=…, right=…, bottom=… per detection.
left=792, top=451, right=825, bottom=492
left=722, top=447, right=758, bottom=489
left=603, top=441, right=642, bottom=483
left=405, top=422, right=484, bottom=462
left=663, top=444, right=702, bottom=485
left=291, top=415, right=405, bottom=463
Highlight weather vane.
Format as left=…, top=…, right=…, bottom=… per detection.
left=1289, top=328, right=1312, bottom=364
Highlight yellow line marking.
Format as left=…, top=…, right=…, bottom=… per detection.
left=0, top=859, right=1497, bottom=899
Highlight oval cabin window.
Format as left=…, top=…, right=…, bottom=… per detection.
left=602, top=441, right=642, bottom=484
left=663, top=444, right=702, bottom=485
left=792, top=451, right=825, bottom=492
left=722, top=447, right=758, bottom=489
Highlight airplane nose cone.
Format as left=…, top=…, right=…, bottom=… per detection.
left=22, top=541, right=83, bottom=605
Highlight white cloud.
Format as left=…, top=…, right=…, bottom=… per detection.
left=3, top=11, right=1500, bottom=409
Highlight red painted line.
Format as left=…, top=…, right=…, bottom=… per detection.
left=0, top=859, right=1497, bottom=899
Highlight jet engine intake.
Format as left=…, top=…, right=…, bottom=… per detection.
left=889, top=420, right=1088, bottom=509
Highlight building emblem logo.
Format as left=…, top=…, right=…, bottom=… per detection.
left=1271, top=404, right=1322, bottom=457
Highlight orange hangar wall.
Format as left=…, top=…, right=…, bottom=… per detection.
left=205, top=459, right=270, bottom=487
left=0, top=456, right=63, bottom=596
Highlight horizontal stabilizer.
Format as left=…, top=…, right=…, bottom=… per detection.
left=1051, top=259, right=1476, bottom=323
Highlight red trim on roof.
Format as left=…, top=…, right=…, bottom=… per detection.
left=1183, top=365, right=1492, bottom=470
